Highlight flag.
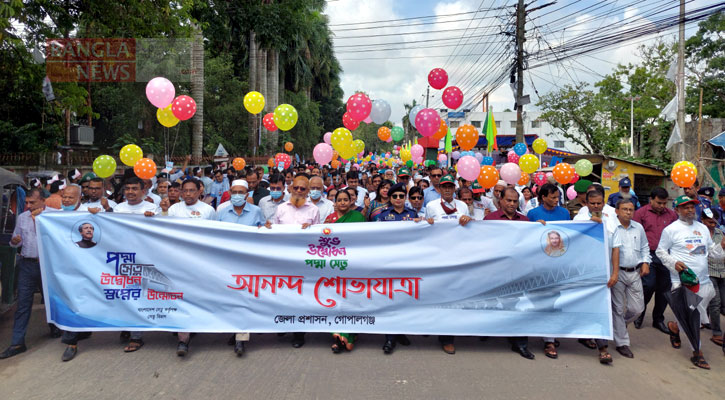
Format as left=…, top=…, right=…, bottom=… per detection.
left=486, top=109, right=498, bottom=152
left=660, top=95, right=677, bottom=121
left=445, top=127, right=453, bottom=154
left=666, top=121, right=682, bottom=151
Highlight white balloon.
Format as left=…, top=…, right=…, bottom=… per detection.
left=408, top=105, right=424, bottom=130
left=370, top=99, right=391, bottom=124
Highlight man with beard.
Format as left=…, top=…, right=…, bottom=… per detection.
left=247, top=170, right=270, bottom=206
left=77, top=177, right=117, bottom=213
left=266, top=174, right=320, bottom=348
left=607, top=177, right=640, bottom=209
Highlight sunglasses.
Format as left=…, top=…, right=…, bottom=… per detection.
left=391, top=194, right=406, bottom=199
left=410, top=196, right=423, bottom=200
left=430, top=174, right=442, bottom=178
left=291, top=186, right=307, bottom=192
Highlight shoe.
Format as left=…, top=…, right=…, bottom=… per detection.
left=176, top=341, right=189, bottom=357
left=512, top=345, right=535, bottom=360
left=0, top=345, right=27, bottom=359
left=397, top=335, right=411, bottom=346
left=653, top=321, right=671, bottom=335
left=234, top=341, right=245, bottom=357
left=49, top=324, right=62, bottom=338
left=382, top=339, right=395, bottom=354
left=291, top=333, right=305, bottom=348
left=62, top=346, right=77, bottom=362
left=616, top=345, right=634, bottom=358
left=633, top=313, right=644, bottom=329
left=442, top=344, right=456, bottom=355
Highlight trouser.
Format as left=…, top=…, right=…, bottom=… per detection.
left=11, top=258, right=43, bottom=346
left=612, top=269, right=645, bottom=346
left=509, top=337, right=528, bottom=348
left=178, top=332, right=191, bottom=343
left=708, top=276, right=725, bottom=336
left=673, top=282, right=715, bottom=351
left=641, top=251, right=671, bottom=323
left=235, top=333, right=250, bottom=341
left=438, top=335, right=454, bottom=345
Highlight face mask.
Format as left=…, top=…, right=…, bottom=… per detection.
left=231, top=194, right=247, bottom=206
left=61, top=203, right=77, bottom=211
left=309, top=190, right=322, bottom=200
left=270, top=191, right=283, bottom=200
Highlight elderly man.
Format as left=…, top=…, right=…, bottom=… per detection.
left=258, top=174, right=288, bottom=220
left=484, top=187, right=536, bottom=360
left=491, top=180, right=507, bottom=209
left=0, top=189, right=60, bottom=359
left=425, top=174, right=472, bottom=355
left=56, top=184, right=94, bottom=361
left=217, top=180, right=265, bottom=357
left=309, top=176, right=334, bottom=222
left=266, top=174, right=320, bottom=348
left=656, top=195, right=725, bottom=370
left=610, top=199, right=649, bottom=359
left=633, top=187, right=677, bottom=333
left=77, top=177, right=117, bottom=213
left=75, top=223, right=96, bottom=248
left=607, top=177, right=640, bottom=209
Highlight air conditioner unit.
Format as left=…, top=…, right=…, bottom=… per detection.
left=70, top=125, right=94, bottom=145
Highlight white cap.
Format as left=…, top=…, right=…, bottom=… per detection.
left=231, top=179, right=248, bottom=189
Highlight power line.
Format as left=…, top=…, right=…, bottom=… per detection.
left=328, top=7, right=509, bottom=27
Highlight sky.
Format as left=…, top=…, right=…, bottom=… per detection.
left=324, top=0, right=714, bottom=126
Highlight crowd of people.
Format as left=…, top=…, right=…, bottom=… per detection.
left=2, top=158, right=725, bottom=370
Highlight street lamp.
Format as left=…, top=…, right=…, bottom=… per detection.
left=624, top=95, right=640, bottom=156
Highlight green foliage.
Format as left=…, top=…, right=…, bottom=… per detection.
left=351, top=120, right=394, bottom=156
left=686, top=11, right=725, bottom=118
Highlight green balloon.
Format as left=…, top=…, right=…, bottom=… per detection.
left=406, top=160, right=413, bottom=168
left=391, top=126, right=404, bottom=142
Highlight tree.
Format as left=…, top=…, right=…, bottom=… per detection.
left=686, top=11, right=725, bottom=118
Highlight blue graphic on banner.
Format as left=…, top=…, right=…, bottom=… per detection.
left=36, top=213, right=612, bottom=338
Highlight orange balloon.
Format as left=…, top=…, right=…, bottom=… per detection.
left=477, top=165, right=499, bottom=189
left=284, top=142, right=294, bottom=152
left=331, top=159, right=341, bottom=169
left=433, top=119, right=448, bottom=141
left=552, top=162, right=575, bottom=185
left=377, top=126, right=391, bottom=141
left=267, top=158, right=275, bottom=168
left=456, top=124, right=479, bottom=151
left=518, top=171, right=530, bottom=186
left=133, top=158, right=157, bottom=180
left=332, top=151, right=339, bottom=161
left=232, top=157, right=246, bottom=170
left=671, top=165, right=696, bottom=188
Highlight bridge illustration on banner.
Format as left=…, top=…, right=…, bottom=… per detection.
left=438, top=263, right=607, bottom=313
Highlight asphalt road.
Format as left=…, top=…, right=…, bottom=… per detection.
left=1, top=296, right=725, bottom=400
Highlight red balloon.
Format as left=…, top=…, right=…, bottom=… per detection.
left=346, top=93, right=372, bottom=122
left=533, top=171, right=547, bottom=186
left=263, top=113, right=278, bottom=131
left=442, top=86, right=463, bottom=110
left=342, top=112, right=360, bottom=131
left=171, top=95, right=197, bottom=121
left=274, top=152, right=292, bottom=169
left=428, top=68, right=448, bottom=90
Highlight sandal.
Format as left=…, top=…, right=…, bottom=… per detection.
left=691, top=354, right=710, bottom=370
left=710, top=336, right=723, bottom=346
left=123, top=339, right=144, bottom=353
left=578, top=339, right=597, bottom=349
left=599, top=351, right=613, bottom=364
left=544, top=342, right=558, bottom=359
left=667, top=321, right=681, bottom=349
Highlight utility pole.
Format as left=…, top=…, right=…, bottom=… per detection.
left=426, top=85, right=430, bottom=108
left=677, top=0, right=686, bottom=161
left=624, top=95, right=640, bottom=156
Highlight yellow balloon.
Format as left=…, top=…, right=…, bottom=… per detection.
left=273, top=104, right=298, bottom=131
left=532, top=138, right=548, bottom=154
left=93, top=155, right=117, bottom=178
left=339, top=145, right=356, bottom=160
left=243, top=91, right=265, bottom=114
left=331, top=127, right=353, bottom=152
left=119, top=144, right=143, bottom=167
left=673, top=161, right=697, bottom=176
left=352, top=139, right=365, bottom=155
left=518, top=154, right=539, bottom=174
left=400, top=149, right=411, bottom=162
left=156, top=104, right=179, bottom=128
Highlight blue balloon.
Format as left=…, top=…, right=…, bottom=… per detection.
left=513, top=143, right=527, bottom=156
left=482, top=156, right=494, bottom=166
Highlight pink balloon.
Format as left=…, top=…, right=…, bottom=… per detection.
left=566, top=186, right=577, bottom=200
left=500, top=163, right=522, bottom=185
left=507, top=151, right=520, bottom=164
left=437, top=154, right=447, bottom=162
left=413, top=156, right=423, bottom=164
left=346, top=93, right=372, bottom=121
left=385, top=136, right=392, bottom=143
left=411, top=144, right=424, bottom=158
left=363, top=116, right=373, bottom=124
left=442, top=86, right=463, bottom=110
left=145, top=77, right=175, bottom=108
left=313, top=143, right=333, bottom=165
left=533, top=171, right=547, bottom=186
left=428, top=68, right=448, bottom=90
left=415, top=108, right=441, bottom=137
left=323, top=132, right=332, bottom=144
left=457, top=155, right=480, bottom=181
left=171, top=95, right=196, bottom=121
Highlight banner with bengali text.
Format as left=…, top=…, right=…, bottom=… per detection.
left=37, top=212, right=612, bottom=339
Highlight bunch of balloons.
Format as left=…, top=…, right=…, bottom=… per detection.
left=147, top=77, right=198, bottom=127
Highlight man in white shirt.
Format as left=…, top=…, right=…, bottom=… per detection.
left=656, top=195, right=725, bottom=370
left=258, top=174, right=289, bottom=221
left=111, top=177, right=158, bottom=216
left=344, top=171, right=368, bottom=208
left=309, top=176, right=334, bottom=222
left=424, top=173, right=472, bottom=356
left=77, top=177, right=117, bottom=212
left=143, top=179, right=161, bottom=206
left=574, top=186, right=618, bottom=234
left=163, top=179, right=216, bottom=220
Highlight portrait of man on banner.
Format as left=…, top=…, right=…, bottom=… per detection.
left=75, top=222, right=97, bottom=249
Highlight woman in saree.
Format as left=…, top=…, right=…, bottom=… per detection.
left=366, top=179, right=393, bottom=221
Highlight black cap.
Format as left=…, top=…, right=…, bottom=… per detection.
left=388, top=182, right=408, bottom=196
left=698, top=187, right=714, bottom=198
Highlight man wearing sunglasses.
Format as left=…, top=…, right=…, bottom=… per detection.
left=423, top=167, right=444, bottom=206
